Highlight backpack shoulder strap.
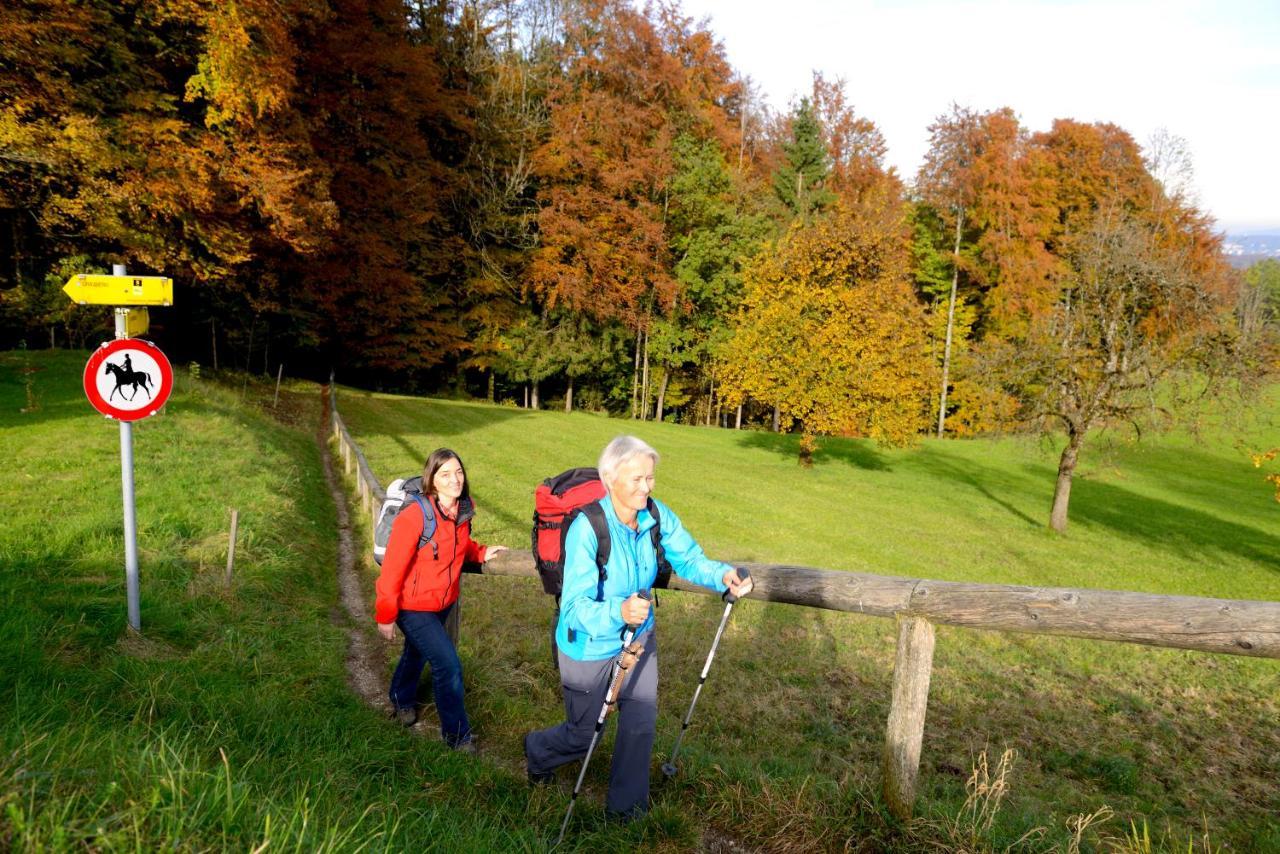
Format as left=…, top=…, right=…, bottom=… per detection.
left=579, top=502, right=610, bottom=602
left=412, top=494, right=438, bottom=559
left=647, top=499, right=672, bottom=590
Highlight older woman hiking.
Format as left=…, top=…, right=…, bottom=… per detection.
left=523, top=435, right=751, bottom=820
left=375, top=448, right=507, bottom=751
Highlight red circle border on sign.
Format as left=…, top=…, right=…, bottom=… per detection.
left=83, top=339, right=174, bottom=421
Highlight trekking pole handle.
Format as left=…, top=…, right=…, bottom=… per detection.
left=625, top=589, right=652, bottom=629
left=723, top=568, right=752, bottom=604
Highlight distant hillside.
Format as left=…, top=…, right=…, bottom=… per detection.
left=1225, top=232, right=1280, bottom=268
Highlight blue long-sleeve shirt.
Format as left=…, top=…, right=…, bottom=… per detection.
left=556, top=496, right=731, bottom=661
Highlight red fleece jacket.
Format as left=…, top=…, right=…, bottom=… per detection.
left=374, top=496, right=486, bottom=624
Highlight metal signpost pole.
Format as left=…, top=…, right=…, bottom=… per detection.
left=113, top=263, right=141, bottom=632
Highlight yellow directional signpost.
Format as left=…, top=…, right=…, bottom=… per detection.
left=125, top=307, right=150, bottom=337
left=63, top=273, right=173, bottom=307
left=66, top=266, right=174, bottom=631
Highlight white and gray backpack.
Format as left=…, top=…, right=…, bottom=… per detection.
left=373, top=476, right=437, bottom=565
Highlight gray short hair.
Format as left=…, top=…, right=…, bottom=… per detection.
left=598, top=435, right=660, bottom=488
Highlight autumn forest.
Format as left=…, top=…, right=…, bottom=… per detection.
left=2, top=1, right=1277, bottom=525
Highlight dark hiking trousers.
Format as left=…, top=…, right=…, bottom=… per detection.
left=525, top=630, right=658, bottom=817
left=391, top=605, right=472, bottom=747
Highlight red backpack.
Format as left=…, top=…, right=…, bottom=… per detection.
left=532, top=467, right=672, bottom=600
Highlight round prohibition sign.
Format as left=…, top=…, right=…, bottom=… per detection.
left=83, top=338, right=173, bottom=421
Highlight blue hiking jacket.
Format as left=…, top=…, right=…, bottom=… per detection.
left=556, top=496, right=732, bottom=661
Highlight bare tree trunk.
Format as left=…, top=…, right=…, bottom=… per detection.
left=735, top=404, right=742, bottom=429
left=565, top=375, right=573, bottom=412
left=772, top=404, right=780, bottom=433
left=49, top=326, right=55, bottom=349
left=488, top=370, right=495, bottom=403
left=798, top=432, right=815, bottom=467
left=531, top=379, right=540, bottom=410
left=211, top=318, right=218, bottom=371
left=738, top=107, right=745, bottom=171
left=655, top=370, right=669, bottom=422
left=245, top=320, right=256, bottom=375
left=936, top=210, right=964, bottom=438
left=523, top=384, right=529, bottom=409
left=1049, top=428, right=1085, bottom=533
left=631, top=328, right=641, bottom=419
left=705, top=377, right=714, bottom=426
left=640, top=329, right=650, bottom=420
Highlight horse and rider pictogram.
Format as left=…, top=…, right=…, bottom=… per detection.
left=104, top=353, right=154, bottom=402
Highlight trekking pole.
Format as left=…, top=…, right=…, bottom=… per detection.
left=555, top=590, right=651, bottom=847
left=661, top=568, right=752, bottom=779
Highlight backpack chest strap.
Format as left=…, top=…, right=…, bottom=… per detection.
left=413, top=495, right=439, bottom=559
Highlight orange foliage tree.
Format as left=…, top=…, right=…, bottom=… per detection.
left=916, top=106, right=1040, bottom=435
left=528, top=0, right=682, bottom=328
left=719, top=191, right=934, bottom=464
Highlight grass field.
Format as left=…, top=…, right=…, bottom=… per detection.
left=3, top=348, right=1276, bottom=852
left=0, top=350, right=561, bottom=851
left=335, top=384, right=1280, bottom=851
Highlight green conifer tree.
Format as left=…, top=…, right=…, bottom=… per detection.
left=773, top=99, right=835, bottom=218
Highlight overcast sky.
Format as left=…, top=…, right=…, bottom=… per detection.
left=675, top=0, right=1279, bottom=234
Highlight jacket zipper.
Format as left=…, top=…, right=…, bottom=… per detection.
left=450, top=523, right=460, bottom=608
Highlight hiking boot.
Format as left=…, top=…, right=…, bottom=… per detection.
left=524, top=732, right=554, bottom=785
left=393, top=707, right=418, bottom=727
left=450, top=737, right=478, bottom=755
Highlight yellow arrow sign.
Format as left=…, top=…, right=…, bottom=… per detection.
left=63, top=274, right=173, bottom=306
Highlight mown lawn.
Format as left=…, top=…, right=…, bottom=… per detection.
left=335, top=385, right=1280, bottom=851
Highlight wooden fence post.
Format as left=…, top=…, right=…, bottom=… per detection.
left=882, top=615, right=936, bottom=820
left=224, top=509, right=239, bottom=588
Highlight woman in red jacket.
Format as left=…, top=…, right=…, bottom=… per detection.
left=375, top=448, right=506, bottom=750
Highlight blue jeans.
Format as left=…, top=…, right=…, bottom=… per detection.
left=391, top=605, right=471, bottom=746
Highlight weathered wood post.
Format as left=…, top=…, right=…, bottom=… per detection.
left=882, top=615, right=936, bottom=820
left=224, top=509, right=239, bottom=588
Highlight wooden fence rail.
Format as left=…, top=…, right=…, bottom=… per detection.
left=327, top=394, right=1280, bottom=821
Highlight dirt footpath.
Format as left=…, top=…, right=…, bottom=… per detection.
left=318, top=389, right=390, bottom=713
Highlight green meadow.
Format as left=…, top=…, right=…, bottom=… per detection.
left=2, top=348, right=1277, bottom=851
left=336, top=385, right=1280, bottom=850
left=0, top=351, right=548, bottom=851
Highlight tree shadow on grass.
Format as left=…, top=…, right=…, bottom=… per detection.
left=901, top=444, right=1279, bottom=574
left=333, top=387, right=532, bottom=441
left=732, top=430, right=892, bottom=472
left=909, top=445, right=1044, bottom=529
left=1064, top=475, right=1280, bottom=572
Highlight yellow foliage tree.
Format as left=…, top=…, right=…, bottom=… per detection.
left=1252, top=449, right=1280, bottom=503
left=719, top=188, right=935, bottom=464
